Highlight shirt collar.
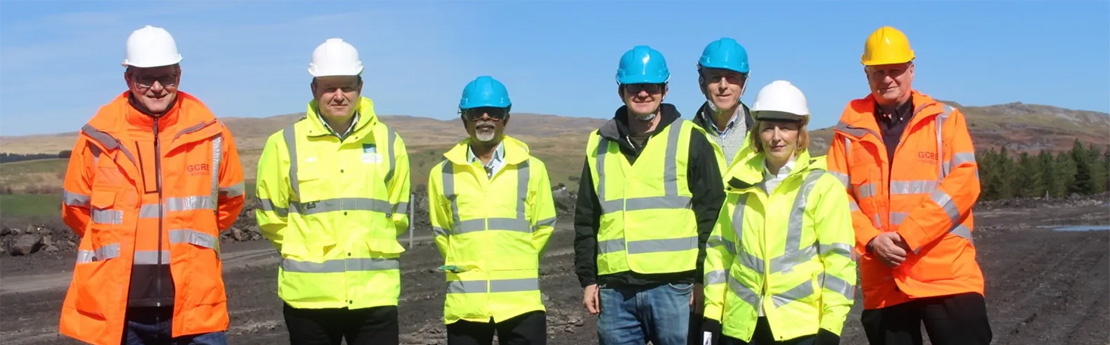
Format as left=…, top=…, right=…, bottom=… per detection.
left=763, top=155, right=797, bottom=179
left=700, top=105, right=741, bottom=136
left=316, top=109, right=360, bottom=140
left=467, top=141, right=505, bottom=165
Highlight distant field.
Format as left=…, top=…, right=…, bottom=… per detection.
left=0, top=194, right=62, bottom=218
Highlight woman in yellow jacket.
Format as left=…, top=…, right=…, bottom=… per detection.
left=701, top=80, right=857, bottom=345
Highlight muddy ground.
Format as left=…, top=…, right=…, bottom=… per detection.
left=1, top=195, right=1107, bottom=345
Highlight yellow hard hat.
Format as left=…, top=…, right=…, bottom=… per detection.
left=861, top=26, right=915, bottom=66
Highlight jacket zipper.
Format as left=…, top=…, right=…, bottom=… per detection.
left=153, top=117, right=164, bottom=307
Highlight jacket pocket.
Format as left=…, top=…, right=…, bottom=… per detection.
left=366, top=238, right=406, bottom=256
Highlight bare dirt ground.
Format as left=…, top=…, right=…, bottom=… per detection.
left=1, top=195, right=1107, bottom=345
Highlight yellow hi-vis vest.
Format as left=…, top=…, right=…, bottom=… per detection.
left=586, top=119, right=702, bottom=275
left=254, top=96, right=410, bottom=309
left=427, top=136, right=557, bottom=324
left=703, top=150, right=857, bottom=342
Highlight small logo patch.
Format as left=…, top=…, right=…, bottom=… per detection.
left=917, top=151, right=939, bottom=164
left=362, top=144, right=381, bottom=163
left=186, top=163, right=210, bottom=176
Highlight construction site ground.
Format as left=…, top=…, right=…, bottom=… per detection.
left=1, top=196, right=1107, bottom=345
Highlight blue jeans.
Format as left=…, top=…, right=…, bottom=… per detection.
left=597, top=283, right=692, bottom=345
left=122, top=307, right=228, bottom=345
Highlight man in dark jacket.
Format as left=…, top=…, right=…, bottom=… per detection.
left=574, top=45, right=725, bottom=345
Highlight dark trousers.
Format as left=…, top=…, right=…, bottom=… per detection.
left=861, top=292, right=992, bottom=345
left=122, top=307, right=228, bottom=345
left=446, top=311, right=547, bottom=345
left=282, top=303, right=399, bottom=345
left=719, top=318, right=816, bottom=345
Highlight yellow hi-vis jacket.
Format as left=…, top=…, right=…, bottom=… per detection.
left=255, top=96, right=410, bottom=309
left=427, top=136, right=557, bottom=324
left=704, top=150, right=857, bottom=342
left=586, top=119, right=703, bottom=275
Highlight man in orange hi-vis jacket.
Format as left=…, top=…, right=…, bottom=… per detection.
left=59, top=25, right=244, bottom=345
left=826, top=26, right=993, bottom=345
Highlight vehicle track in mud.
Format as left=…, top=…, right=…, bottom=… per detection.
left=2, top=203, right=1107, bottom=345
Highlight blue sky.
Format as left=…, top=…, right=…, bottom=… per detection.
left=1, top=1, right=1108, bottom=136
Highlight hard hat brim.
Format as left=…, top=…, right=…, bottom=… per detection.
left=754, top=111, right=807, bottom=122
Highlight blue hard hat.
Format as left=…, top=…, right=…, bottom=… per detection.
left=698, top=38, right=749, bottom=74
left=616, top=45, right=670, bottom=84
left=459, top=76, right=511, bottom=110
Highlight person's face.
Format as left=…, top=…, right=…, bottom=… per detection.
left=759, top=120, right=802, bottom=165
left=700, top=68, right=746, bottom=112
left=865, top=62, right=914, bottom=107
left=462, top=107, right=509, bottom=144
left=125, top=65, right=181, bottom=114
left=312, top=76, right=362, bottom=119
left=619, top=83, right=667, bottom=117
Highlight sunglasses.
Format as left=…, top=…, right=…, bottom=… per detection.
left=623, top=83, right=664, bottom=94
left=463, top=107, right=508, bottom=121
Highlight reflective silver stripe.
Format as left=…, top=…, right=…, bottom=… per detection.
left=75, top=243, right=121, bottom=263
left=626, top=236, right=697, bottom=254
left=949, top=152, right=976, bottom=168
left=220, top=183, right=245, bottom=197
left=91, top=145, right=101, bottom=165
left=848, top=199, right=861, bottom=212
left=872, top=214, right=881, bottom=228
left=282, top=257, right=400, bottom=273
left=289, top=197, right=393, bottom=215
left=771, top=279, right=814, bottom=308
left=821, top=272, right=855, bottom=300
left=432, top=226, right=449, bottom=237
left=891, top=180, right=938, bottom=195
left=384, top=129, right=397, bottom=184
left=134, top=250, right=171, bottom=265
left=929, top=189, right=962, bottom=223
left=171, top=120, right=215, bottom=143
left=534, top=217, right=557, bottom=230
left=440, top=159, right=530, bottom=235
left=728, top=275, right=760, bottom=307
left=738, top=250, right=764, bottom=273
left=394, top=202, right=409, bottom=217
left=777, top=171, right=826, bottom=274
left=730, top=195, right=747, bottom=258
left=596, top=123, right=686, bottom=215
left=211, top=135, right=223, bottom=204
left=63, top=191, right=90, bottom=207
left=447, top=278, right=539, bottom=294
left=82, top=124, right=137, bottom=164
left=597, top=239, right=625, bottom=254
left=950, top=223, right=974, bottom=243
left=139, top=204, right=161, bottom=218
left=91, top=209, right=123, bottom=224
left=705, top=269, right=728, bottom=285
left=663, top=122, right=681, bottom=197
left=165, top=196, right=216, bottom=212
left=937, top=105, right=954, bottom=179
left=169, top=229, right=219, bottom=250
left=595, top=137, right=608, bottom=204
left=707, top=235, right=736, bottom=255
left=818, top=242, right=854, bottom=261
left=891, top=212, right=908, bottom=226
left=856, top=183, right=878, bottom=198
left=283, top=124, right=300, bottom=199
left=829, top=171, right=849, bottom=189
left=834, top=121, right=880, bottom=140
left=442, top=162, right=461, bottom=229
left=843, top=138, right=852, bottom=161
left=258, top=199, right=288, bottom=217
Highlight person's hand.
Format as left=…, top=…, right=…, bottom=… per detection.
left=583, top=284, right=600, bottom=315
left=867, top=232, right=907, bottom=268
left=690, top=283, right=704, bottom=314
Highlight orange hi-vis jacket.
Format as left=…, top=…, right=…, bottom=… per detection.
left=59, top=91, right=245, bottom=345
left=826, top=91, right=984, bottom=310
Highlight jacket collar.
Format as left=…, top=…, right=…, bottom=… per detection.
left=726, top=149, right=819, bottom=191
left=444, top=135, right=530, bottom=166
left=834, top=90, right=944, bottom=141
left=303, top=96, right=378, bottom=138
left=598, top=103, right=682, bottom=141
left=693, top=101, right=753, bottom=135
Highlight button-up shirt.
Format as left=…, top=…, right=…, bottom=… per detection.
left=467, top=142, right=505, bottom=179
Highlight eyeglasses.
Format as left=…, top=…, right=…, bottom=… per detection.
left=622, top=83, right=664, bottom=94
left=702, top=71, right=746, bottom=85
left=133, top=74, right=178, bottom=89
left=463, top=107, right=508, bottom=121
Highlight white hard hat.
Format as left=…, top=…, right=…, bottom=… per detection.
left=751, top=80, right=809, bottom=122
left=122, top=25, right=182, bottom=68
left=308, top=38, right=364, bottom=77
